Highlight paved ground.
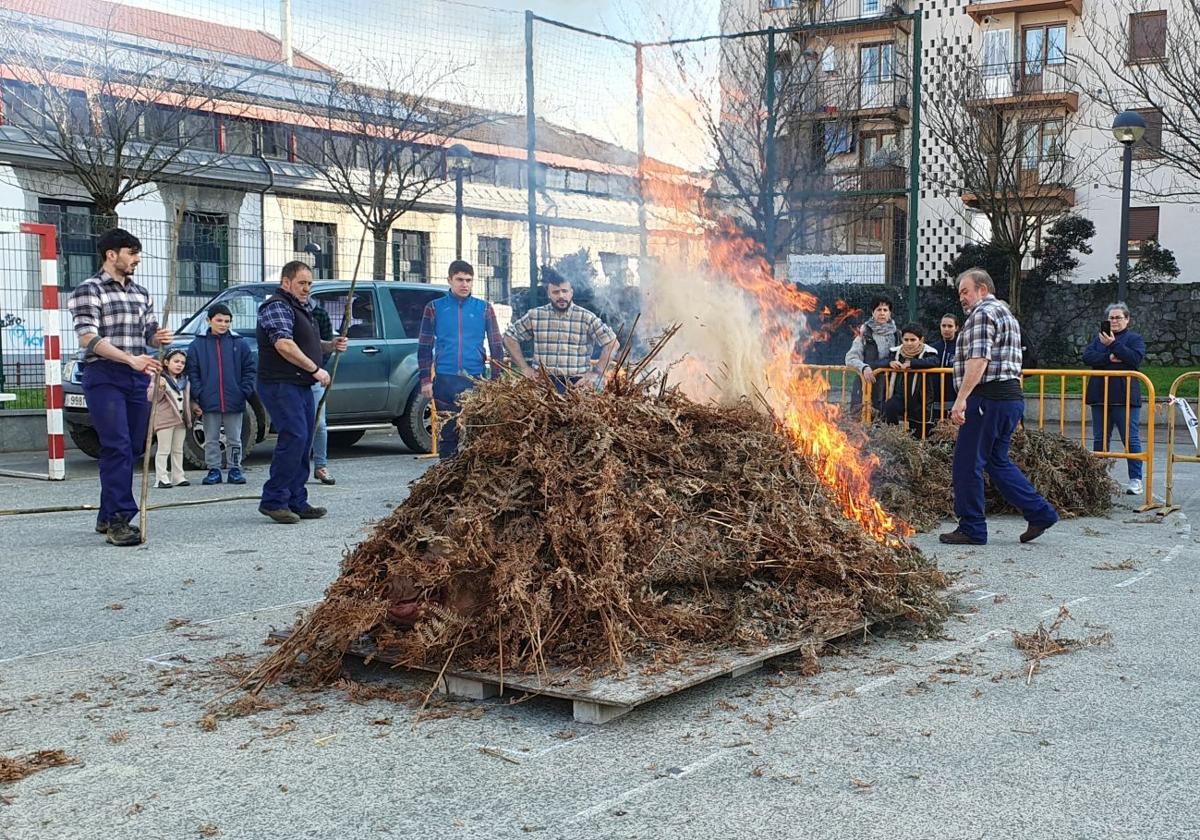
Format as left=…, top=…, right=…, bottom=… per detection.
left=1, top=431, right=1199, bottom=840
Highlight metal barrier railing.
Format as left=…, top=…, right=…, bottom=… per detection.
left=1164, top=371, right=1200, bottom=511
left=802, top=365, right=1157, bottom=510
left=796, top=364, right=872, bottom=423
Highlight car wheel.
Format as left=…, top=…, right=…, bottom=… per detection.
left=328, top=429, right=366, bottom=449
left=184, top=411, right=258, bottom=471
left=67, top=423, right=102, bottom=459
left=396, top=390, right=432, bottom=454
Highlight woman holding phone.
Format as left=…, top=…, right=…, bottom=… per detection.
left=1081, top=303, right=1146, bottom=495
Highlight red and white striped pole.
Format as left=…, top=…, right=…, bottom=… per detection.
left=20, top=223, right=64, bottom=480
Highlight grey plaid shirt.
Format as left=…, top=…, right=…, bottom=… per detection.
left=504, top=303, right=617, bottom=376
left=953, top=295, right=1023, bottom=390
left=68, top=270, right=159, bottom=363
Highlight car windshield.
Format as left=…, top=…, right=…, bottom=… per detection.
left=177, top=286, right=275, bottom=336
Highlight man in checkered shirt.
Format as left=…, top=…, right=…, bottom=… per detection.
left=940, top=268, right=1057, bottom=547
left=68, top=228, right=173, bottom=546
left=502, top=268, right=618, bottom=391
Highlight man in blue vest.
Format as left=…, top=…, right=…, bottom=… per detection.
left=255, top=261, right=347, bottom=523
left=417, top=260, right=504, bottom=459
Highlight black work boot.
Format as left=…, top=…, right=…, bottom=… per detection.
left=106, top=516, right=141, bottom=547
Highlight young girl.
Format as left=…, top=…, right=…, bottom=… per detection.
left=149, top=349, right=192, bottom=488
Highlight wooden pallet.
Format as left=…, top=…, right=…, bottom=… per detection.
left=271, top=621, right=879, bottom=725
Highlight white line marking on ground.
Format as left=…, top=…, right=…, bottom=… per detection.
left=1114, top=569, right=1156, bottom=588
left=852, top=676, right=897, bottom=695
left=969, top=590, right=999, bottom=601
left=570, top=750, right=725, bottom=822
left=0, top=598, right=319, bottom=666
left=1040, top=597, right=1090, bottom=617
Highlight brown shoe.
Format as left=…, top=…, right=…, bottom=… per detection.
left=294, top=505, right=327, bottom=520
left=258, top=506, right=300, bottom=524
left=314, top=467, right=336, bottom=485
left=1019, top=523, right=1053, bottom=543
left=939, top=529, right=985, bottom=546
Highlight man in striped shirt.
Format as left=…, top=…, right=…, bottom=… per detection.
left=68, top=228, right=173, bottom=546
left=941, top=269, right=1057, bottom=546
left=502, top=268, right=618, bottom=391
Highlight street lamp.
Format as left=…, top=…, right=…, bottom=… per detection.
left=1112, top=110, right=1147, bottom=303
left=447, top=143, right=473, bottom=260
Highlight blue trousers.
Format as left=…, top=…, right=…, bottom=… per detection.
left=258, top=381, right=315, bottom=512
left=432, top=374, right=474, bottom=460
left=1090, top=405, right=1143, bottom=480
left=81, top=360, right=151, bottom=527
left=311, top=382, right=328, bottom=469
left=952, top=395, right=1057, bottom=543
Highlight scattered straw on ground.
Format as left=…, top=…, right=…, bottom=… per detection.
left=868, top=422, right=1116, bottom=531
left=242, top=370, right=948, bottom=694
left=0, top=750, right=78, bottom=784
left=1012, top=607, right=1112, bottom=684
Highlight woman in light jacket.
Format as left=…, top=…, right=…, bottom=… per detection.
left=845, top=295, right=899, bottom=416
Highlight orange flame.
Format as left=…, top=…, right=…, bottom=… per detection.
left=701, top=220, right=911, bottom=544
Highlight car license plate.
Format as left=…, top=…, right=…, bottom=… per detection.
left=65, top=393, right=87, bottom=409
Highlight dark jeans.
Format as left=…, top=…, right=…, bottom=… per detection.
left=1090, top=404, right=1143, bottom=481
left=432, top=374, right=474, bottom=460
left=952, top=395, right=1058, bottom=543
left=81, top=360, right=151, bottom=528
left=258, top=381, right=315, bottom=512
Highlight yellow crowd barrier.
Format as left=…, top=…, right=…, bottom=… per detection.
left=800, top=365, right=1157, bottom=511
left=795, top=364, right=872, bottom=423
left=1163, top=371, right=1200, bottom=511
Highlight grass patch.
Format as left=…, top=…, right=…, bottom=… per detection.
left=0, top=387, right=45, bottom=409
left=1023, top=365, right=1196, bottom=398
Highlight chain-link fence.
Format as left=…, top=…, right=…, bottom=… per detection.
left=0, top=0, right=924, bottom=403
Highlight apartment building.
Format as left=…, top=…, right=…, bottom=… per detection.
left=731, top=0, right=1198, bottom=286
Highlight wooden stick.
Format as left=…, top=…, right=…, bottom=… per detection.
left=138, top=201, right=186, bottom=544
left=315, top=226, right=369, bottom=422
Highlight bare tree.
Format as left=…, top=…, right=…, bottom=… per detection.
left=295, top=60, right=492, bottom=280
left=1080, top=0, right=1200, bottom=200
left=922, top=51, right=1085, bottom=315
left=663, top=2, right=909, bottom=272
left=0, top=7, right=256, bottom=226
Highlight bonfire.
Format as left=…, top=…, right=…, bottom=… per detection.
left=243, top=226, right=950, bottom=692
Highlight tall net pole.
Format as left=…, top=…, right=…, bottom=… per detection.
left=524, top=10, right=539, bottom=305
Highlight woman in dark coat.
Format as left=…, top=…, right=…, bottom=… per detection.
left=1081, top=303, right=1146, bottom=495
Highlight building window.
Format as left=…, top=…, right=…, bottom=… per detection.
left=599, top=252, right=631, bottom=286
left=468, top=156, right=497, bottom=185
left=477, top=236, right=511, bottom=303
left=294, top=128, right=326, bottom=165
left=392, top=229, right=429, bottom=283
left=1128, top=206, right=1160, bottom=255
left=261, top=123, right=291, bottom=160
left=177, top=212, right=229, bottom=295
left=544, top=167, right=568, bottom=191
left=862, top=0, right=882, bottom=18
left=1129, top=11, right=1167, bottom=63
left=1133, top=108, right=1164, bottom=159
left=496, top=158, right=524, bottom=189
left=293, top=221, right=336, bottom=279
left=38, top=199, right=97, bottom=291
left=222, top=118, right=256, bottom=155
left=2, top=82, right=46, bottom=131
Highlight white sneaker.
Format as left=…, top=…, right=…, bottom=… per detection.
left=1126, top=479, right=1144, bottom=496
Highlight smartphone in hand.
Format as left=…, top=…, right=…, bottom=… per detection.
left=1100, top=319, right=1112, bottom=335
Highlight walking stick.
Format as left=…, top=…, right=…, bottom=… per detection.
left=314, top=226, right=369, bottom=422
left=138, top=202, right=186, bottom=544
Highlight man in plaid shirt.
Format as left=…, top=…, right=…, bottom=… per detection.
left=68, top=228, right=173, bottom=546
left=941, top=269, right=1057, bottom=546
left=502, top=268, right=618, bottom=391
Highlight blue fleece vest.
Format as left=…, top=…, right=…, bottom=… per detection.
left=431, top=294, right=489, bottom=378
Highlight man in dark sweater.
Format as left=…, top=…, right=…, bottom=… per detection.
left=255, top=261, right=347, bottom=523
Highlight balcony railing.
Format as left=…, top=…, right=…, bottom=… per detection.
left=973, top=59, right=1080, bottom=104
left=1019, top=153, right=1072, bottom=189
left=764, top=0, right=911, bottom=25
left=793, top=72, right=912, bottom=115
left=794, top=164, right=907, bottom=195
